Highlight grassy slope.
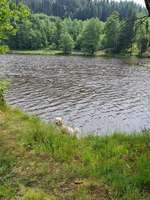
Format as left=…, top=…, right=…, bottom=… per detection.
left=0, top=106, right=150, bottom=200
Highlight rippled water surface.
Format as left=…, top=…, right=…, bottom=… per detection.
left=0, top=54, right=150, bottom=134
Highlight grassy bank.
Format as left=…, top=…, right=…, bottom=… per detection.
left=9, top=50, right=84, bottom=57
left=0, top=104, right=150, bottom=200
left=9, top=50, right=63, bottom=56
left=9, top=49, right=150, bottom=58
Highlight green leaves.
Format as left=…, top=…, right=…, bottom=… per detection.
left=79, top=18, right=103, bottom=55
left=103, top=11, right=121, bottom=51
left=60, top=32, right=74, bottom=54
left=135, top=17, right=150, bottom=55
left=0, top=0, right=30, bottom=53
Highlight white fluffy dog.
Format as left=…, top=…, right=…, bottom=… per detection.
left=54, top=117, right=80, bottom=137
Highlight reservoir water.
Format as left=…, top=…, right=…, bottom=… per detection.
left=0, top=54, right=150, bottom=134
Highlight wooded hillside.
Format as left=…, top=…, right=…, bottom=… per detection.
left=14, top=0, right=146, bottom=21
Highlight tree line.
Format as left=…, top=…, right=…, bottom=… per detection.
left=14, top=0, right=146, bottom=21
left=1, top=1, right=150, bottom=56
left=6, top=11, right=150, bottom=56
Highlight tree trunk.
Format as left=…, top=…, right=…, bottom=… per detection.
left=145, top=0, right=150, bottom=16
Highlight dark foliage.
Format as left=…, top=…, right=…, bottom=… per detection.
left=13, top=0, right=146, bottom=21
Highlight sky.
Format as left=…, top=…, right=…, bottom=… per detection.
left=114, top=0, right=145, bottom=7
left=132, top=0, right=145, bottom=6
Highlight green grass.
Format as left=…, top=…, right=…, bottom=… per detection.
left=9, top=48, right=150, bottom=58
left=9, top=49, right=88, bottom=57
left=0, top=106, right=150, bottom=199
left=9, top=49, right=63, bottom=56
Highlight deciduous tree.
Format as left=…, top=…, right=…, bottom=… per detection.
left=80, top=18, right=102, bottom=55
left=60, top=32, right=74, bottom=54
left=0, top=0, right=29, bottom=52
left=103, top=11, right=121, bottom=51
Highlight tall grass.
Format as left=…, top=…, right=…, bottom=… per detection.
left=21, top=116, right=81, bottom=162
left=21, top=116, right=150, bottom=199
left=0, top=80, right=9, bottom=107
left=0, top=99, right=150, bottom=199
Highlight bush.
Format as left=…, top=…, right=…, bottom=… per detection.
left=60, top=32, right=74, bottom=54
left=0, top=45, right=9, bottom=54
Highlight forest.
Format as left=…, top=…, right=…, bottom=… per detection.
left=6, top=9, right=150, bottom=56
left=15, top=0, right=146, bottom=21
left=1, top=0, right=150, bottom=56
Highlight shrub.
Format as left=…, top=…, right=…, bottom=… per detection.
left=60, top=32, right=74, bottom=54
left=0, top=45, right=9, bottom=54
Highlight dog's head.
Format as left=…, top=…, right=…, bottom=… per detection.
left=54, top=117, right=64, bottom=127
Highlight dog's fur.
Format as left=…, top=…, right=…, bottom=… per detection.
left=54, top=117, right=80, bottom=137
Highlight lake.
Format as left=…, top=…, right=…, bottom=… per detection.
left=0, top=54, right=150, bottom=135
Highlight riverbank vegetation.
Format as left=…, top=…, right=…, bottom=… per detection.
left=0, top=83, right=150, bottom=199
left=5, top=12, right=150, bottom=56
left=0, top=1, right=149, bottom=56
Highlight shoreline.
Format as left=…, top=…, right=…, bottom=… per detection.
left=8, top=49, right=150, bottom=59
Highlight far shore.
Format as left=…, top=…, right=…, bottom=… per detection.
left=8, top=49, right=150, bottom=59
